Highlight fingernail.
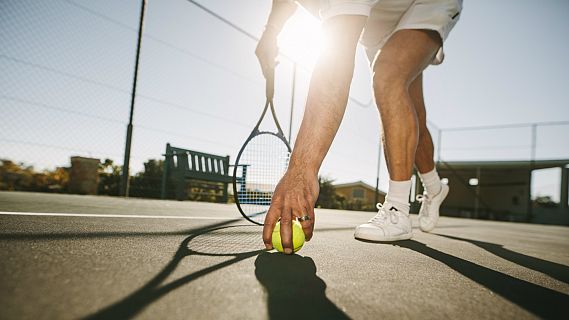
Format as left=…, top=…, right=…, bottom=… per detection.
left=284, top=248, right=292, bottom=254
left=265, top=244, right=272, bottom=250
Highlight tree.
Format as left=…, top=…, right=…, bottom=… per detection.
left=533, top=195, right=559, bottom=208
left=0, top=159, right=68, bottom=192
left=98, top=159, right=121, bottom=196
left=130, top=159, right=164, bottom=199
left=316, top=176, right=342, bottom=209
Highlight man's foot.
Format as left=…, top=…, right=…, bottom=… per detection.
left=416, top=183, right=449, bottom=232
left=354, top=202, right=412, bottom=242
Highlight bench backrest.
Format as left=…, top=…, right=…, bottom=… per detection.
left=165, top=144, right=230, bottom=179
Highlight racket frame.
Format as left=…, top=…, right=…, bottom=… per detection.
left=232, top=70, right=291, bottom=225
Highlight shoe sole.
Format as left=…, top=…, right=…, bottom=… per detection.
left=354, top=231, right=412, bottom=242
left=419, top=184, right=449, bottom=233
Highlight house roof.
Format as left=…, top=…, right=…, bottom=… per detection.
left=333, top=181, right=386, bottom=194
left=438, top=159, right=569, bottom=170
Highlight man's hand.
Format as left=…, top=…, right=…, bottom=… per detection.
left=255, top=28, right=279, bottom=80
left=255, top=0, right=297, bottom=79
left=263, top=169, right=319, bottom=254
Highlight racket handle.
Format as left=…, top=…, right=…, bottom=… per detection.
left=265, top=67, right=275, bottom=101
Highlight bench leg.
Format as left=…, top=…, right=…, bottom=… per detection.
left=175, top=178, right=188, bottom=201
left=221, top=182, right=229, bottom=203
left=161, top=160, right=168, bottom=199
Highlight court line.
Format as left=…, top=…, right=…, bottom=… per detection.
left=0, top=211, right=238, bottom=220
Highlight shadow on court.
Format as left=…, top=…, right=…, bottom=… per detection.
left=0, top=226, right=353, bottom=242
left=80, top=221, right=354, bottom=319
left=437, top=234, right=569, bottom=284
left=394, top=240, right=569, bottom=319
left=84, top=221, right=264, bottom=319
left=435, top=233, right=569, bottom=284
left=255, top=252, right=349, bottom=320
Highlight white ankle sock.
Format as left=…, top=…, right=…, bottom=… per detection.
left=419, top=168, right=442, bottom=196
left=385, top=179, right=411, bottom=213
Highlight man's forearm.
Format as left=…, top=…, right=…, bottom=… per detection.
left=264, top=0, right=297, bottom=35
left=288, top=56, right=355, bottom=175
left=288, top=16, right=367, bottom=175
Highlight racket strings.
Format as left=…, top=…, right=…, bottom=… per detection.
left=235, top=134, right=290, bottom=224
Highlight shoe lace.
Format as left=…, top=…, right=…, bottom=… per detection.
left=416, top=194, right=431, bottom=217
left=369, top=203, right=400, bottom=225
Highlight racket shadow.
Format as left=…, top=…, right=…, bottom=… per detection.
left=85, top=224, right=265, bottom=320
left=254, top=252, right=350, bottom=320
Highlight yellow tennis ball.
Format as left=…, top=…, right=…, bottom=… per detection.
left=272, top=220, right=305, bottom=253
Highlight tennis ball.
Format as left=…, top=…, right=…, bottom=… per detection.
left=272, top=220, right=305, bottom=253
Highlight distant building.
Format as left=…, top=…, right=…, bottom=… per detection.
left=68, top=156, right=100, bottom=195
left=334, top=181, right=386, bottom=210
left=432, top=159, right=569, bottom=225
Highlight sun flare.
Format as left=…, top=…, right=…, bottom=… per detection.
left=277, top=9, right=324, bottom=68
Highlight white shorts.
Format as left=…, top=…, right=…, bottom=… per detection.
left=319, top=0, right=463, bottom=65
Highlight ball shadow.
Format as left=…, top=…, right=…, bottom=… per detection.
left=254, top=252, right=350, bottom=320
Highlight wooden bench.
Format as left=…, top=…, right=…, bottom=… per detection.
left=160, top=143, right=232, bottom=202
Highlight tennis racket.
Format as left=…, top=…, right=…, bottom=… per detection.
left=233, top=68, right=291, bottom=225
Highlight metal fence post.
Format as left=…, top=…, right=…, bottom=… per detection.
left=120, top=0, right=147, bottom=197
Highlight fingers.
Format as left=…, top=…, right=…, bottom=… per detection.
left=293, top=198, right=315, bottom=241
left=255, top=37, right=278, bottom=80
left=258, top=55, right=278, bottom=80
left=303, top=204, right=316, bottom=241
left=289, top=193, right=315, bottom=241
left=263, top=205, right=280, bottom=250
left=279, top=204, right=294, bottom=254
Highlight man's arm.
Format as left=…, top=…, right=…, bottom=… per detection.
left=255, top=0, right=297, bottom=78
left=263, top=15, right=367, bottom=254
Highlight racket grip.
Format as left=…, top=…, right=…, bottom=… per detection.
left=265, top=67, right=275, bottom=101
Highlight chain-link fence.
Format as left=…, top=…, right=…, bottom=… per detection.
left=0, top=0, right=382, bottom=199
left=1, top=0, right=568, bottom=214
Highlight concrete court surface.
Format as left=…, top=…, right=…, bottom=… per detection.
left=0, top=191, right=568, bottom=320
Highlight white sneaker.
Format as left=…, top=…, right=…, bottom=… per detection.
left=354, top=202, right=412, bottom=242
left=417, top=183, right=449, bottom=232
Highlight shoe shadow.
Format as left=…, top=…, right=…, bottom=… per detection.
left=255, top=252, right=350, bottom=320
left=435, top=233, right=569, bottom=284
left=395, top=240, right=569, bottom=319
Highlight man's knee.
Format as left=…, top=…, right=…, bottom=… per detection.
left=372, top=61, right=412, bottom=101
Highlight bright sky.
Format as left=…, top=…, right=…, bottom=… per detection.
left=0, top=0, right=568, bottom=200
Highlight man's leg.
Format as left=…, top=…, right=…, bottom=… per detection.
left=354, top=29, right=440, bottom=242
left=409, top=73, right=436, bottom=175
left=373, top=29, right=441, bottom=183
left=410, top=73, right=449, bottom=232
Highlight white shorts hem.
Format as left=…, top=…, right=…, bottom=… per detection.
left=321, top=4, right=373, bottom=20
left=366, top=24, right=447, bottom=66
